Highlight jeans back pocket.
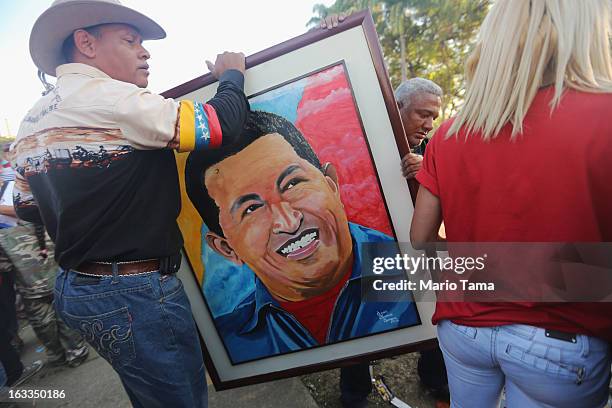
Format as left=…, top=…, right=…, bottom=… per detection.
left=447, top=320, right=478, bottom=339
left=62, top=307, right=136, bottom=368
left=505, top=343, right=584, bottom=382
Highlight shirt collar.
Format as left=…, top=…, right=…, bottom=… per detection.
left=238, top=276, right=278, bottom=334
left=239, top=222, right=365, bottom=335
left=56, top=63, right=112, bottom=80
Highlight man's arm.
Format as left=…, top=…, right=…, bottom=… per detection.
left=401, top=139, right=429, bottom=180
left=401, top=153, right=423, bottom=180
left=202, top=70, right=248, bottom=147
left=0, top=205, right=16, bottom=217
left=12, top=173, right=43, bottom=224
left=172, top=52, right=249, bottom=151
left=116, top=52, right=249, bottom=152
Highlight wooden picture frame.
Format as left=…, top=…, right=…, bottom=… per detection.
left=163, top=10, right=436, bottom=390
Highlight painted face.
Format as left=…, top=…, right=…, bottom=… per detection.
left=205, top=134, right=353, bottom=301
left=399, top=93, right=441, bottom=148
left=92, top=24, right=151, bottom=87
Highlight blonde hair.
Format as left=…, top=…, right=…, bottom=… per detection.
left=448, top=0, right=612, bottom=139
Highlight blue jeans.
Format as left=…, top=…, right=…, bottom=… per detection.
left=54, top=268, right=207, bottom=408
left=437, top=320, right=611, bottom=408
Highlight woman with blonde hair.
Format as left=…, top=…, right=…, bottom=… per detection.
left=411, top=0, right=612, bottom=407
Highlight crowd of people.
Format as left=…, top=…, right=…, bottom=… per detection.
left=1, top=0, right=611, bottom=407
left=0, top=143, right=89, bottom=389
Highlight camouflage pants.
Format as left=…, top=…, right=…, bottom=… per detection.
left=0, top=223, right=85, bottom=364
left=21, top=294, right=86, bottom=364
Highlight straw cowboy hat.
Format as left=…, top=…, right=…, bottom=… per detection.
left=30, top=0, right=166, bottom=77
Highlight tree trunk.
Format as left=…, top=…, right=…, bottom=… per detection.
left=399, top=34, right=407, bottom=82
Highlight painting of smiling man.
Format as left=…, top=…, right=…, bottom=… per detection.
left=181, top=64, right=419, bottom=364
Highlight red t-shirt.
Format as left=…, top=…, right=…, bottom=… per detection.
left=416, top=87, right=612, bottom=340
left=278, top=265, right=352, bottom=344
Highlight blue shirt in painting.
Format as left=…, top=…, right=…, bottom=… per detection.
left=214, top=222, right=419, bottom=364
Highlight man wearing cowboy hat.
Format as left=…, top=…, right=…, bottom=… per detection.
left=11, top=0, right=250, bottom=406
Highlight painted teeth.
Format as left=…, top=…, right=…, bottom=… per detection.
left=281, top=232, right=317, bottom=255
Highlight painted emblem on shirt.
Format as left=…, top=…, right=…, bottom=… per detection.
left=13, top=128, right=134, bottom=178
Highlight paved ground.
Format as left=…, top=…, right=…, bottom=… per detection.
left=0, top=323, right=319, bottom=408
left=2, top=324, right=130, bottom=408
left=5, top=322, right=610, bottom=408
left=301, top=355, right=439, bottom=408
left=3, top=324, right=319, bottom=407
left=2, top=322, right=438, bottom=408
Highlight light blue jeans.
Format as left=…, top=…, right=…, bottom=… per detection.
left=437, top=320, right=611, bottom=408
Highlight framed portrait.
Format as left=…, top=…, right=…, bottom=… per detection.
left=162, top=10, right=436, bottom=390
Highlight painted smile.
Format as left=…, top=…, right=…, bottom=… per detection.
left=276, top=228, right=320, bottom=260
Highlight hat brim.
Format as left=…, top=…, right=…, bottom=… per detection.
left=30, top=1, right=166, bottom=77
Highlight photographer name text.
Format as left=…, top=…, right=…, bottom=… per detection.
left=372, top=279, right=495, bottom=291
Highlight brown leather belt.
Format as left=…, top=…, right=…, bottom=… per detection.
left=75, top=260, right=160, bottom=276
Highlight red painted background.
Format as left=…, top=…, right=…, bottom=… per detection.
left=295, top=65, right=393, bottom=237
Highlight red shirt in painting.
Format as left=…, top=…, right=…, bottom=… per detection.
left=416, top=87, right=612, bottom=340
left=278, top=263, right=352, bottom=345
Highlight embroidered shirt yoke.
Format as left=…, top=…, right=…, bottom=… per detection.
left=11, top=63, right=249, bottom=269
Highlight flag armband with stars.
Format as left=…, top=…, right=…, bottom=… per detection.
left=177, top=101, right=223, bottom=152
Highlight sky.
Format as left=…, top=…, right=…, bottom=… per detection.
left=0, top=0, right=334, bottom=137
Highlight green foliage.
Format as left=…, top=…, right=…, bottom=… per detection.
left=309, top=0, right=490, bottom=119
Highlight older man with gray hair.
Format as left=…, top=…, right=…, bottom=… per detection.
left=396, top=78, right=442, bottom=179
left=338, top=78, right=449, bottom=408
left=398, top=77, right=450, bottom=406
